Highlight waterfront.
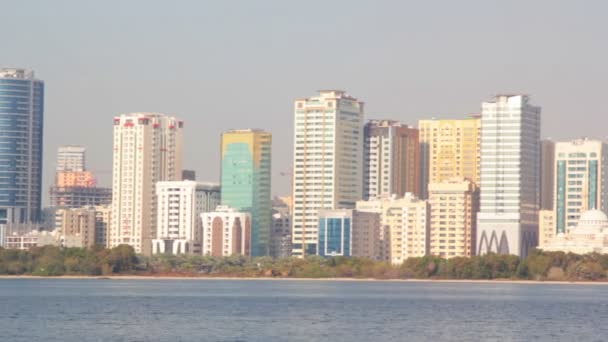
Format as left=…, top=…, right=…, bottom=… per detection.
left=0, top=279, right=607, bottom=341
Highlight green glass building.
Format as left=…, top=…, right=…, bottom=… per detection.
left=221, top=129, right=272, bottom=256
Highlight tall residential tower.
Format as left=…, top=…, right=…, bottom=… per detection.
left=477, top=95, right=541, bottom=257
left=363, top=120, right=420, bottom=199
left=292, top=90, right=364, bottom=256
left=109, top=113, right=183, bottom=254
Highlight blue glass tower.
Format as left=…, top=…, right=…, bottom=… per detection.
left=0, top=69, right=44, bottom=224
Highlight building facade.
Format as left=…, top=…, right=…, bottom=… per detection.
left=553, top=139, right=608, bottom=234
left=363, top=120, right=419, bottom=200
left=541, top=209, right=608, bottom=254
left=317, top=209, right=382, bottom=259
left=0, top=68, right=44, bottom=224
left=220, top=129, right=271, bottom=256
left=54, top=207, right=97, bottom=248
left=356, top=194, right=428, bottom=264
left=201, top=206, right=251, bottom=257
left=153, top=181, right=221, bottom=255
left=56, top=145, right=86, bottom=172
left=270, top=205, right=292, bottom=258
left=419, top=116, right=481, bottom=199
left=292, top=90, right=364, bottom=256
left=94, top=205, right=111, bottom=247
left=110, top=113, right=184, bottom=255
left=538, top=209, right=555, bottom=248
left=477, top=95, right=541, bottom=257
left=50, top=186, right=112, bottom=208
left=428, top=179, right=478, bottom=258
left=540, top=139, right=555, bottom=210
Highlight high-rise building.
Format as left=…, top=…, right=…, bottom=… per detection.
left=316, top=209, right=381, bottom=259
left=356, top=194, right=428, bottom=264
left=109, top=113, right=184, bottom=255
left=201, top=206, right=251, bottom=257
left=220, top=129, right=271, bottom=256
left=540, top=139, right=556, bottom=210
left=292, top=90, right=364, bottom=256
left=363, top=120, right=420, bottom=199
left=419, top=115, right=481, bottom=199
left=553, top=138, right=608, bottom=234
left=0, top=68, right=44, bottom=224
left=477, top=95, right=541, bottom=257
left=56, top=145, right=86, bottom=172
left=428, top=179, right=478, bottom=258
left=153, top=181, right=221, bottom=255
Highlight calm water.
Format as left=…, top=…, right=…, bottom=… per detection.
left=0, top=279, right=606, bottom=341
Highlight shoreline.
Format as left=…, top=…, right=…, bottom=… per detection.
left=0, top=275, right=605, bottom=285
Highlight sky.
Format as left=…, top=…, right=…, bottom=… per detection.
left=2, top=0, right=608, bottom=204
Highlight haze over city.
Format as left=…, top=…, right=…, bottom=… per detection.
left=3, top=0, right=608, bottom=200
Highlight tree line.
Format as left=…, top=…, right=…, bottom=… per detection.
left=0, top=245, right=607, bottom=281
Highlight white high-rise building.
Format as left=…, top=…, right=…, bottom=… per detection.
left=291, top=90, right=364, bottom=256
left=109, top=113, right=184, bottom=255
left=153, top=181, right=220, bottom=255
left=56, top=145, right=86, bottom=172
left=477, top=95, right=541, bottom=257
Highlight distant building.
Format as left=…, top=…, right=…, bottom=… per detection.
left=201, top=206, right=251, bottom=257
left=428, top=179, right=478, bottom=258
left=363, top=119, right=420, bottom=199
left=270, top=203, right=292, bottom=258
left=538, top=210, right=555, bottom=248
left=357, top=194, right=428, bottom=264
left=182, top=169, right=196, bottom=181
left=54, top=207, right=96, bottom=248
left=50, top=186, right=112, bottom=208
left=56, top=145, right=86, bottom=172
left=292, top=90, right=364, bottom=256
left=540, top=139, right=555, bottom=210
left=5, top=229, right=57, bottom=250
left=94, top=205, right=111, bottom=247
left=477, top=95, right=541, bottom=258
left=109, top=113, right=184, bottom=255
left=221, top=129, right=271, bottom=256
left=541, top=210, right=608, bottom=254
left=317, top=209, right=381, bottom=259
left=419, top=115, right=481, bottom=199
left=55, top=171, right=96, bottom=187
left=0, top=68, right=44, bottom=224
left=153, top=181, right=221, bottom=255
left=553, top=138, right=608, bottom=234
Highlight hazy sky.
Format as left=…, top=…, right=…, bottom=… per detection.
left=3, top=0, right=608, bottom=204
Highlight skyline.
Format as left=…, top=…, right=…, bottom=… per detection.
left=3, top=1, right=608, bottom=203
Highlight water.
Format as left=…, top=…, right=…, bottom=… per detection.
left=0, top=279, right=606, bottom=341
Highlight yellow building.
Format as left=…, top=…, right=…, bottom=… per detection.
left=419, top=116, right=481, bottom=198
left=538, top=210, right=555, bottom=248
left=428, top=179, right=478, bottom=258
left=357, top=193, right=428, bottom=265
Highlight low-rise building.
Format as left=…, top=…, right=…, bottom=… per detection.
left=317, top=209, right=381, bottom=259
left=538, top=210, right=555, bottom=248
left=201, top=206, right=251, bottom=257
left=541, top=209, right=608, bottom=254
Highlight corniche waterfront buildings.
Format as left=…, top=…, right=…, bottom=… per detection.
left=109, top=113, right=184, bottom=255
left=201, top=205, right=251, bottom=257
left=0, top=68, right=44, bottom=225
left=220, top=129, right=272, bottom=257
left=291, top=90, right=364, bottom=256
left=476, top=95, right=541, bottom=258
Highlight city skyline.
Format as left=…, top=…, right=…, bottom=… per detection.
left=3, top=1, right=608, bottom=201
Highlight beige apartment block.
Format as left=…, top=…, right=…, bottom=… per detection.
left=428, top=179, right=478, bottom=258
left=357, top=194, right=428, bottom=265
left=538, top=210, right=555, bottom=248
left=418, top=116, right=481, bottom=199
